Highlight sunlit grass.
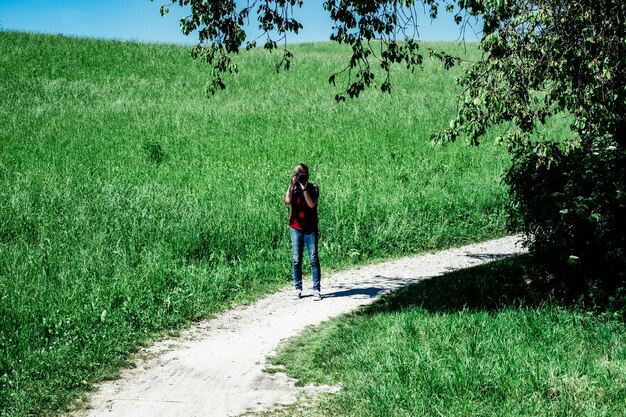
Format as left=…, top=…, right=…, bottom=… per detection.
left=270, top=257, right=626, bottom=417
left=0, top=31, right=512, bottom=416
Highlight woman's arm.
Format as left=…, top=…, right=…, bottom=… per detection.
left=284, top=175, right=297, bottom=205
left=284, top=185, right=293, bottom=205
left=302, top=184, right=318, bottom=208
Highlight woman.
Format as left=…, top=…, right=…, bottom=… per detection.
left=284, top=163, right=321, bottom=300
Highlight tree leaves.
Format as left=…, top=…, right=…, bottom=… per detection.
left=450, top=0, right=626, bottom=289
left=155, top=1, right=467, bottom=98
left=154, top=0, right=303, bottom=94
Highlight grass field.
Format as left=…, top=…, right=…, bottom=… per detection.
left=0, top=31, right=512, bottom=415
left=270, top=257, right=626, bottom=416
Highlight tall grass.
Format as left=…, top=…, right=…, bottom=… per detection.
left=270, top=258, right=626, bottom=416
left=1, top=31, right=510, bottom=415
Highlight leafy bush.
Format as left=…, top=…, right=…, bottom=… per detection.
left=505, top=135, right=625, bottom=293
left=433, top=0, right=626, bottom=298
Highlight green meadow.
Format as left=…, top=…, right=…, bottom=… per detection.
left=0, top=31, right=514, bottom=415
left=269, top=258, right=626, bottom=417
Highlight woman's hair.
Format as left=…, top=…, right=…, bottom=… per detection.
left=293, top=163, right=309, bottom=176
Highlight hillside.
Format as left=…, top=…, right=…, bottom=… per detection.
left=0, top=31, right=509, bottom=416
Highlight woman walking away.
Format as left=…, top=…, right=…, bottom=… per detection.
left=284, top=164, right=321, bottom=301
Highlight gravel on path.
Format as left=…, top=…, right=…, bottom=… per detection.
left=72, top=235, right=525, bottom=417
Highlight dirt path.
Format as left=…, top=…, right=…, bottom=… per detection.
left=73, top=236, right=524, bottom=417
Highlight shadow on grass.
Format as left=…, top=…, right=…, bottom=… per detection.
left=361, top=254, right=568, bottom=316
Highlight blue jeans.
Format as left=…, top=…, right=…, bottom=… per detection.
left=290, top=227, right=321, bottom=292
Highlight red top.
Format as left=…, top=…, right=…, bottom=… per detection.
left=289, top=184, right=319, bottom=232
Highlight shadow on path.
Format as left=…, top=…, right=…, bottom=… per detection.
left=464, top=252, right=522, bottom=261
left=359, top=254, right=567, bottom=317
left=323, top=287, right=386, bottom=299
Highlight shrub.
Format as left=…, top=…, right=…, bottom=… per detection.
left=505, top=134, right=625, bottom=294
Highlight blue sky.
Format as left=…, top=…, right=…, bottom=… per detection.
left=0, top=0, right=479, bottom=44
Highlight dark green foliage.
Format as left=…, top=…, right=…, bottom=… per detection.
left=609, top=287, right=626, bottom=321
left=143, top=141, right=165, bottom=165
left=505, top=139, right=625, bottom=293
left=437, top=0, right=626, bottom=293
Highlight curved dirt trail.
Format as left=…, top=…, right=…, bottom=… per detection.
left=73, top=236, right=524, bottom=417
